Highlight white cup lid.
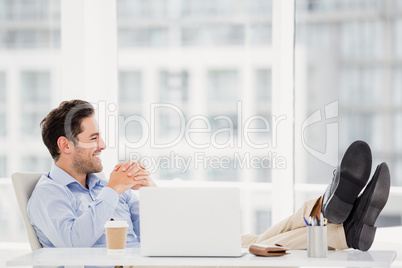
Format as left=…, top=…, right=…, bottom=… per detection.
left=104, top=220, right=128, bottom=228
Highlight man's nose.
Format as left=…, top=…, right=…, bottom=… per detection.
left=99, top=136, right=106, bottom=150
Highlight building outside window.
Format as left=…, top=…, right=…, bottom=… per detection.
left=21, top=156, right=51, bottom=173
left=208, top=70, right=238, bottom=102
left=255, top=209, right=271, bottom=234
left=0, top=156, right=6, bottom=178
left=118, top=71, right=143, bottom=147
left=207, top=158, right=238, bottom=182
left=254, top=69, right=272, bottom=143
left=0, top=72, right=6, bottom=137
left=117, top=0, right=274, bottom=233
left=159, top=165, right=191, bottom=181
left=295, top=0, right=402, bottom=226
left=119, top=71, right=142, bottom=104
left=159, top=71, right=188, bottom=103
left=0, top=0, right=60, bottom=243
left=20, top=71, right=52, bottom=136
left=117, top=0, right=168, bottom=19
left=1, top=0, right=402, bottom=245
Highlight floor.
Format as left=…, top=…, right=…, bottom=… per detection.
left=1, top=227, right=402, bottom=268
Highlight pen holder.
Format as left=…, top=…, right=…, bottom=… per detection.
left=307, top=225, right=327, bottom=258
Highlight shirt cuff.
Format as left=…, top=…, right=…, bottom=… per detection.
left=96, top=186, right=119, bottom=209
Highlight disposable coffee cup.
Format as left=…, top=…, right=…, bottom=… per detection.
left=307, top=225, right=327, bottom=258
left=104, top=220, right=128, bottom=254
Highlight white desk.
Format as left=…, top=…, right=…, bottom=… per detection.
left=6, top=244, right=397, bottom=268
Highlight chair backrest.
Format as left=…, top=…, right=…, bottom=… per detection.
left=11, top=171, right=107, bottom=251
left=11, top=172, right=44, bottom=251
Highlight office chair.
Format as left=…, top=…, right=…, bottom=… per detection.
left=11, top=171, right=106, bottom=251
left=11, top=172, right=44, bottom=251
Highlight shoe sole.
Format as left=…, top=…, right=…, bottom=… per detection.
left=353, top=163, right=390, bottom=251
left=324, top=141, right=372, bottom=223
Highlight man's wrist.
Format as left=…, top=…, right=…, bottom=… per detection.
left=105, top=183, right=122, bottom=195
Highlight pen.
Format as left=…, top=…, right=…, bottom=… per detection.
left=315, top=215, right=320, bottom=226
left=303, top=217, right=310, bottom=226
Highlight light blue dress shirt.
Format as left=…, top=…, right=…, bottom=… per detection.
left=27, top=164, right=140, bottom=248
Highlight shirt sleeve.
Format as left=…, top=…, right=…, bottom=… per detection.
left=27, top=184, right=119, bottom=247
left=127, top=190, right=140, bottom=238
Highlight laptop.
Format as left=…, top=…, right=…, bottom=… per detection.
left=139, top=187, right=242, bottom=257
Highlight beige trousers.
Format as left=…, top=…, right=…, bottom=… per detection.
left=241, top=198, right=348, bottom=250
left=120, top=198, right=348, bottom=268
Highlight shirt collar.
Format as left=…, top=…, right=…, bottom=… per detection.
left=48, top=163, right=102, bottom=189
left=87, top=173, right=102, bottom=189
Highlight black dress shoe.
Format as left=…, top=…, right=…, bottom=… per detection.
left=321, top=140, right=372, bottom=224
left=343, top=162, right=391, bottom=251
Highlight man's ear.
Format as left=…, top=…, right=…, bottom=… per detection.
left=57, top=136, right=73, bottom=154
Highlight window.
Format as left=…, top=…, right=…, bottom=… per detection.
left=181, top=0, right=237, bottom=17
left=21, top=71, right=51, bottom=102
left=21, top=156, right=52, bottom=173
left=255, top=69, right=271, bottom=107
left=340, top=20, right=382, bottom=60
left=394, top=113, right=402, bottom=185
left=392, top=156, right=402, bottom=187
left=119, top=71, right=142, bottom=104
left=0, top=156, right=6, bottom=177
left=182, top=25, right=245, bottom=46
left=247, top=0, right=273, bottom=14
left=0, top=0, right=60, bottom=21
left=394, top=67, right=402, bottom=106
left=396, top=19, right=402, bottom=58
left=1, top=29, right=60, bottom=49
left=207, top=158, right=238, bottom=182
left=0, top=177, right=27, bottom=241
left=296, top=0, right=384, bottom=12
left=339, top=67, right=382, bottom=108
left=0, top=113, right=5, bottom=137
left=2, top=0, right=401, bottom=247
left=20, top=71, right=51, bottom=136
left=157, top=107, right=186, bottom=139
left=208, top=70, right=238, bottom=102
left=117, top=0, right=168, bottom=18
left=0, top=72, right=5, bottom=101
left=0, top=0, right=60, bottom=49
left=159, top=164, right=191, bottom=181
left=118, top=71, right=143, bottom=145
left=117, top=0, right=273, bottom=234
left=159, top=71, right=188, bottom=103
left=256, top=167, right=271, bottom=183
left=0, top=0, right=60, bottom=243
left=118, top=28, right=168, bottom=48
left=255, top=209, right=271, bottom=234
left=249, top=23, right=272, bottom=45
left=0, top=72, right=5, bottom=137
left=296, top=0, right=402, bottom=227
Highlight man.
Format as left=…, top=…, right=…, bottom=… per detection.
left=28, top=99, right=390, bottom=251
left=28, top=100, right=154, bottom=247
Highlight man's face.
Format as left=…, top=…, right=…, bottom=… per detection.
left=72, top=116, right=106, bottom=175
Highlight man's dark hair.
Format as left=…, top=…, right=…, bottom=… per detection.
left=41, top=99, right=95, bottom=161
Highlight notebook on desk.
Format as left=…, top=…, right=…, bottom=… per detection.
left=139, top=187, right=242, bottom=257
